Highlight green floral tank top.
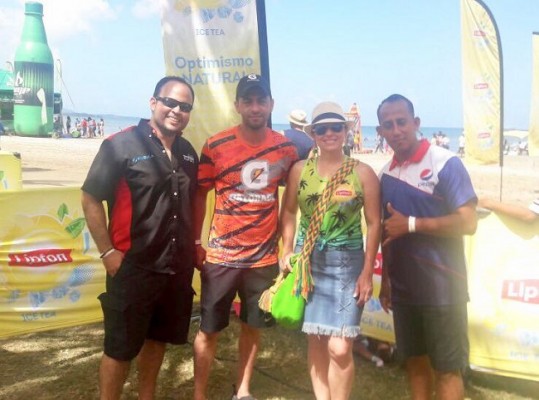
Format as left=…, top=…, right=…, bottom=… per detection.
left=296, top=157, right=364, bottom=250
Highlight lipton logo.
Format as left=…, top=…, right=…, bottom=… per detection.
left=335, top=189, right=352, bottom=196
left=373, top=252, right=383, bottom=276
left=478, top=132, right=491, bottom=139
left=8, top=249, right=73, bottom=267
left=474, top=83, right=489, bottom=89
left=474, top=30, right=486, bottom=37
left=501, top=279, right=539, bottom=304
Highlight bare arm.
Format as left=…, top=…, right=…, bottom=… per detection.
left=194, top=186, right=210, bottom=243
left=379, top=244, right=392, bottom=313
left=353, top=162, right=382, bottom=305
left=81, top=191, right=123, bottom=276
left=81, top=191, right=112, bottom=253
left=194, top=186, right=211, bottom=268
left=415, top=201, right=477, bottom=235
left=382, top=200, right=477, bottom=246
left=479, top=197, right=538, bottom=223
left=279, top=161, right=303, bottom=270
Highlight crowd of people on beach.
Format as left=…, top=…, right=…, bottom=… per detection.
left=53, top=115, right=105, bottom=138
left=80, top=75, right=538, bottom=400
left=430, top=130, right=451, bottom=149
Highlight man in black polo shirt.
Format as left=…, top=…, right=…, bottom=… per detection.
left=81, top=76, right=198, bottom=399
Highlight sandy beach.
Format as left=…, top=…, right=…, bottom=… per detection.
left=1, top=135, right=538, bottom=206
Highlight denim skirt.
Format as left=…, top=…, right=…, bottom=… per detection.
left=301, top=247, right=365, bottom=338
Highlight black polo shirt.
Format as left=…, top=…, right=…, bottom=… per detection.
left=82, top=119, right=198, bottom=274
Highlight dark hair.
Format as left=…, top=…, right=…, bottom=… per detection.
left=153, top=76, right=195, bottom=102
left=376, top=94, right=415, bottom=121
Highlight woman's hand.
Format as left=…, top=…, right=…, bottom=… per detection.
left=279, top=252, right=294, bottom=274
left=353, top=270, right=373, bottom=306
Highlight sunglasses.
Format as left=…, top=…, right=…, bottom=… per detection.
left=155, top=96, right=193, bottom=112
left=313, top=123, right=345, bottom=136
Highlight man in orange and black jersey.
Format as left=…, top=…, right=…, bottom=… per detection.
left=193, top=74, right=298, bottom=400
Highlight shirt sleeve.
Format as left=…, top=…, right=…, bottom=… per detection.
left=436, top=156, right=477, bottom=211
left=279, top=143, right=299, bottom=186
left=81, top=139, right=123, bottom=201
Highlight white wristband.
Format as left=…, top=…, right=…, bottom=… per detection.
left=100, top=248, right=116, bottom=259
left=408, top=216, right=416, bottom=233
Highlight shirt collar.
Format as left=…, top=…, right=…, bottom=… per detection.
left=389, top=139, right=430, bottom=170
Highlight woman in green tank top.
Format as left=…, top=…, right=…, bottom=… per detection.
left=280, top=102, right=381, bottom=399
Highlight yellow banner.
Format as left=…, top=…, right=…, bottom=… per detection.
left=466, top=213, right=539, bottom=381
left=461, top=0, right=502, bottom=165
left=2, top=189, right=539, bottom=381
left=529, top=33, right=539, bottom=156
left=160, top=0, right=264, bottom=153
left=0, top=151, right=23, bottom=191
left=0, top=188, right=104, bottom=338
left=360, top=252, right=396, bottom=343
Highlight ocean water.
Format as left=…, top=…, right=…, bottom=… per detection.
left=273, top=123, right=463, bottom=153
left=65, top=113, right=463, bottom=154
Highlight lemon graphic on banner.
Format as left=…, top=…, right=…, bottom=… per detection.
left=0, top=203, right=90, bottom=294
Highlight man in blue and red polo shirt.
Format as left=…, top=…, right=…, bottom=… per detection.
left=377, top=94, right=477, bottom=400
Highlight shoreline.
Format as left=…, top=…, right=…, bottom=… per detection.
left=1, top=135, right=537, bottom=207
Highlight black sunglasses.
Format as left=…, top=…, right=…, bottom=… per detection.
left=155, top=96, right=193, bottom=112
left=313, top=123, right=345, bottom=136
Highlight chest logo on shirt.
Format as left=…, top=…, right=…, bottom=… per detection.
left=420, top=169, right=433, bottom=180
left=183, top=154, right=195, bottom=163
left=333, top=183, right=356, bottom=203
left=241, top=160, right=269, bottom=190
left=131, top=154, right=154, bottom=165
left=418, top=168, right=435, bottom=188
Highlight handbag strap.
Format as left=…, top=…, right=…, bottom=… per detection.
left=294, top=157, right=358, bottom=299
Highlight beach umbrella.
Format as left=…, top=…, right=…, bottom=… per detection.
left=503, top=130, right=528, bottom=140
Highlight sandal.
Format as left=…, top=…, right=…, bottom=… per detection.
left=231, top=384, right=257, bottom=400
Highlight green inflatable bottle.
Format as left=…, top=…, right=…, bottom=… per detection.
left=13, top=2, right=54, bottom=137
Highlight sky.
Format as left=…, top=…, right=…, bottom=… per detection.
left=0, top=0, right=537, bottom=128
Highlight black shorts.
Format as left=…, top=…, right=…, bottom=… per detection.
left=98, top=262, right=195, bottom=361
left=392, top=303, right=468, bottom=372
left=199, top=262, right=278, bottom=333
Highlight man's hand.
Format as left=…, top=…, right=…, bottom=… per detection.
left=382, top=202, right=410, bottom=246
left=195, top=245, right=206, bottom=270
left=102, top=250, right=124, bottom=277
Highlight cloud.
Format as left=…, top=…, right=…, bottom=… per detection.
left=41, top=0, right=116, bottom=41
left=0, top=0, right=163, bottom=69
left=131, top=0, right=163, bottom=19
left=0, top=0, right=116, bottom=66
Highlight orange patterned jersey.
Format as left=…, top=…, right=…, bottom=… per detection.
left=198, top=126, right=298, bottom=268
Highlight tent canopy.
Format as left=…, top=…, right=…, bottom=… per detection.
left=503, top=130, right=528, bottom=140
left=0, top=69, right=13, bottom=92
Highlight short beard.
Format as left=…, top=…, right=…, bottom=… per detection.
left=153, top=119, right=183, bottom=138
left=244, top=119, right=267, bottom=131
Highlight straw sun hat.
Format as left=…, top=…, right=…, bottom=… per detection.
left=304, top=101, right=354, bottom=135
left=288, top=109, right=308, bottom=127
